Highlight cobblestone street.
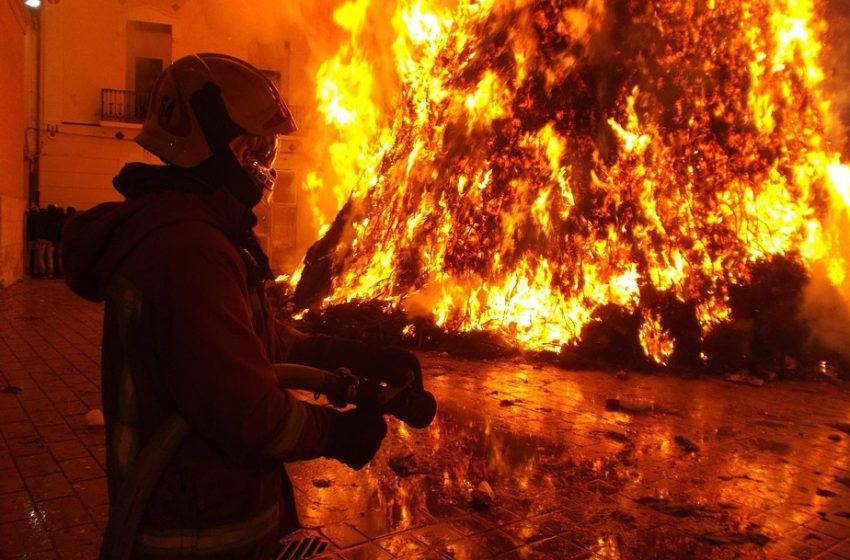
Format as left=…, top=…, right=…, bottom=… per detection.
left=3, top=279, right=850, bottom=559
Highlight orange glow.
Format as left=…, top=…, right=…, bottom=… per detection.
left=297, top=0, right=850, bottom=361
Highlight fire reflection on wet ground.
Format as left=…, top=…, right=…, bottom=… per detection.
left=287, top=354, right=850, bottom=559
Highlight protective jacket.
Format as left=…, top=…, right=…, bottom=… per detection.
left=63, top=163, right=332, bottom=559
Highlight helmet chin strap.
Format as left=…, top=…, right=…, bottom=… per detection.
left=246, top=160, right=278, bottom=194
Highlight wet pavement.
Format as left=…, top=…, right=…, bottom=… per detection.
left=2, top=280, right=850, bottom=559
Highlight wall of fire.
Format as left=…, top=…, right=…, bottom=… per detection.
left=27, top=0, right=314, bottom=275
left=0, top=0, right=29, bottom=288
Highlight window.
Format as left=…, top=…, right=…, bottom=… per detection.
left=126, top=21, right=172, bottom=93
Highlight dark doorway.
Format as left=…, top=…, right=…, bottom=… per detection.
left=134, top=57, right=162, bottom=120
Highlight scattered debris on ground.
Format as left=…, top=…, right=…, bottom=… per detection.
left=698, top=528, right=771, bottom=547
left=605, top=397, right=654, bottom=413
left=592, top=430, right=634, bottom=446
left=752, top=438, right=792, bottom=455
left=674, top=435, right=700, bottom=453
left=84, top=409, right=105, bottom=427
left=388, top=453, right=424, bottom=476
left=718, top=474, right=763, bottom=483
left=723, top=373, right=765, bottom=387
left=636, top=497, right=730, bottom=518
left=828, top=423, right=850, bottom=435
left=471, top=480, right=496, bottom=508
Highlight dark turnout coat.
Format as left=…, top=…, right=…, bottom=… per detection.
left=63, top=164, right=332, bottom=559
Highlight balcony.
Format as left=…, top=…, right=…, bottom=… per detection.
left=100, top=88, right=151, bottom=124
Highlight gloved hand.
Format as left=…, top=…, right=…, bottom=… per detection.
left=323, top=407, right=387, bottom=470
left=375, top=347, right=422, bottom=389
left=289, top=334, right=423, bottom=389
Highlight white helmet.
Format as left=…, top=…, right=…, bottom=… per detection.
left=136, top=53, right=296, bottom=200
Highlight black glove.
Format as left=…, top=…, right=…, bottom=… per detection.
left=323, top=407, right=387, bottom=470
left=374, top=346, right=422, bottom=389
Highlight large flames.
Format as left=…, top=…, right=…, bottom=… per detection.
left=291, top=0, right=850, bottom=365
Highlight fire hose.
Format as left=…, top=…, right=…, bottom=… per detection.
left=272, top=363, right=437, bottom=429
left=99, top=363, right=436, bottom=560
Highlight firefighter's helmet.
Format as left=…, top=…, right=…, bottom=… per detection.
left=136, top=53, right=296, bottom=174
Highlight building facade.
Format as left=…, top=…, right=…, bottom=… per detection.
left=5, top=0, right=313, bottom=285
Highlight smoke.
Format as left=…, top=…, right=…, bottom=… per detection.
left=800, top=0, right=850, bottom=369
left=801, top=262, right=850, bottom=367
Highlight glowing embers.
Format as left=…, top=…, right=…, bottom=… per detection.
left=295, top=0, right=850, bottom=368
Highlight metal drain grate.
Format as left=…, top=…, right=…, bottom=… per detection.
left=274, top=536, right=330, bottom=560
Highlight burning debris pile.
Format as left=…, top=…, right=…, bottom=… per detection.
left=287, top=0, right=850, bottom=377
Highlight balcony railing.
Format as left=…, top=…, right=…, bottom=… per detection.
left=101, top=89, right=151, bottom=124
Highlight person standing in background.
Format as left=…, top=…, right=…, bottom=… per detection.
left=54, top=206, right=75, bottom=277
left=24, top=205, right=39, bottom=276
left=32, top=206, right=54, bottom=278
left=49, top=206, right=67, bottom=277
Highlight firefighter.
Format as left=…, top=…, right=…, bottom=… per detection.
left=62, top=53, right=419, bottom=559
